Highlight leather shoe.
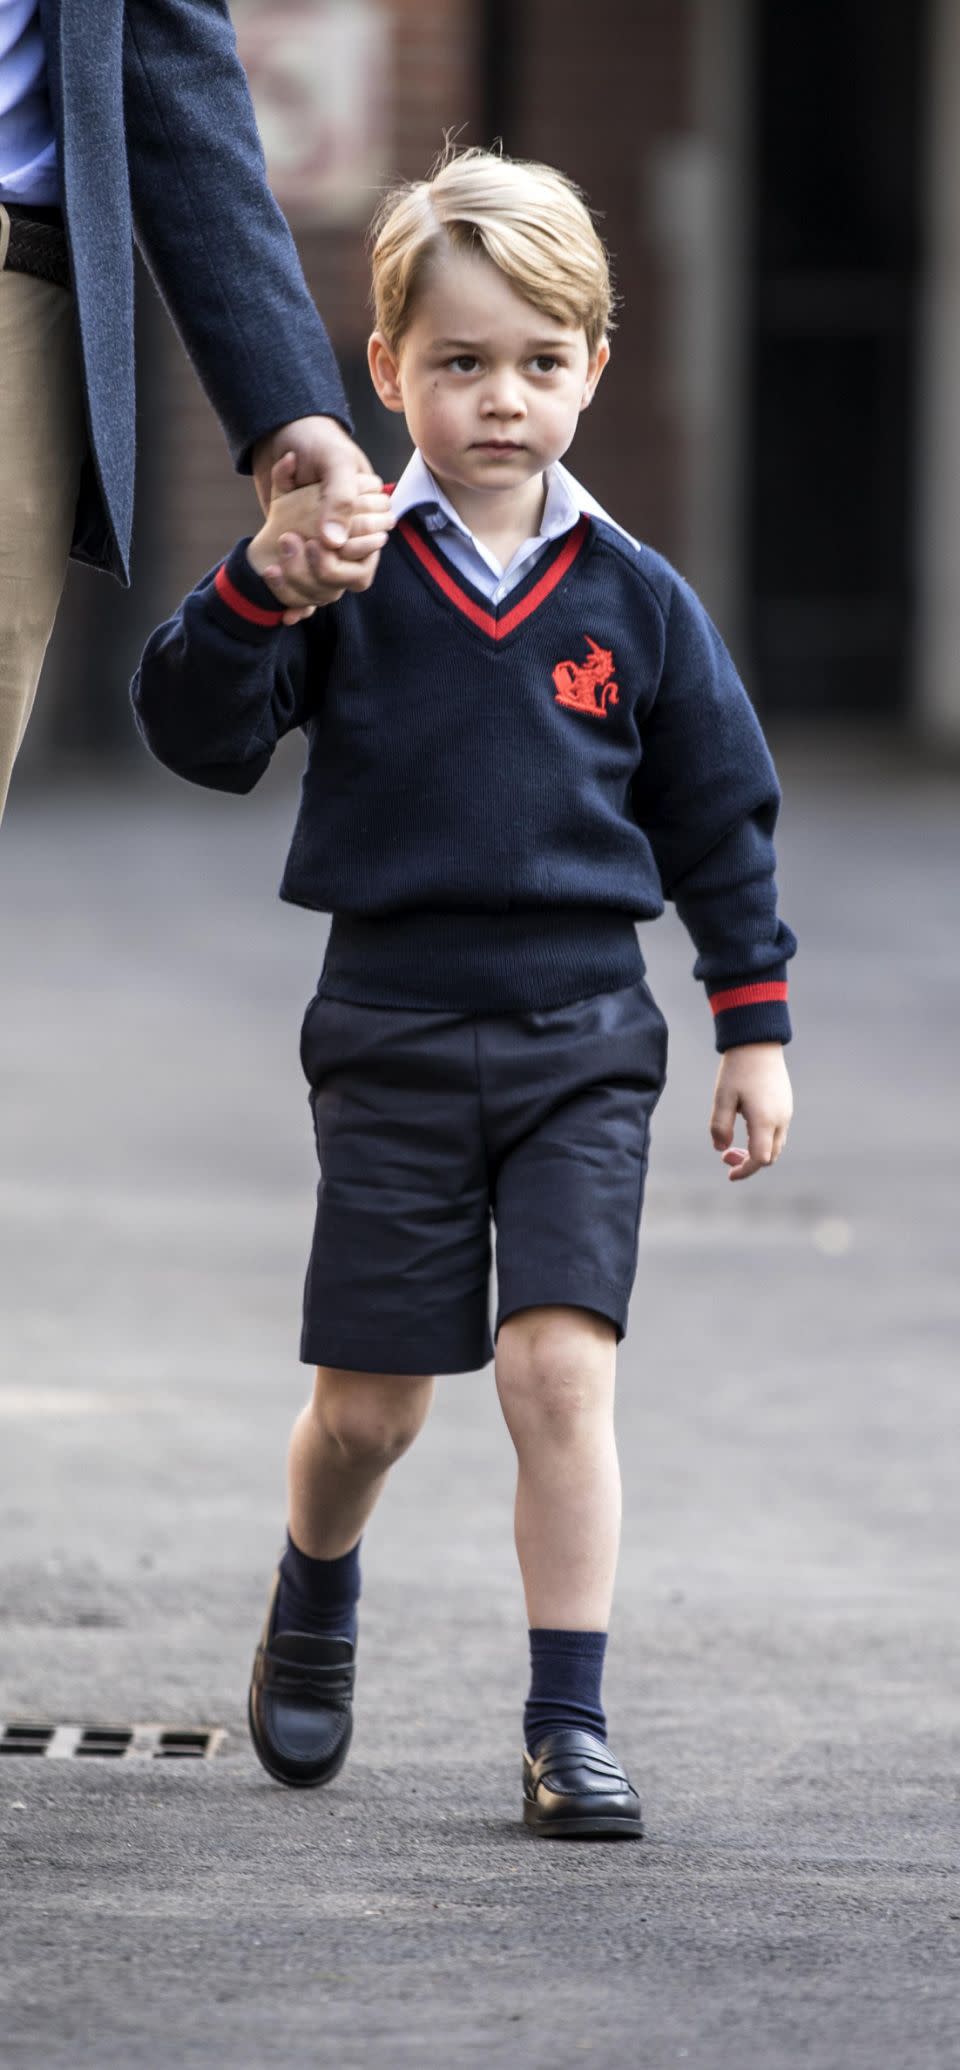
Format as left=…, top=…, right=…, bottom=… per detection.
left=523, top=1728, right=642, bottom=1838
left=248, top=1572, right=355, bottom=1788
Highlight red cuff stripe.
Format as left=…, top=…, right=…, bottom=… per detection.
left=214, top=562, right=284, bottom=627
left=710, top=981, right=789, bottom=1016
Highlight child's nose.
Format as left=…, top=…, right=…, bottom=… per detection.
left=482, top=377, right=526, bottom=418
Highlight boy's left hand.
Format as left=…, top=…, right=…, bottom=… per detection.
left=709, top=1042, right=793, bottom=1181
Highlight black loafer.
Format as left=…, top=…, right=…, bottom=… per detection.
left=248, top=1573, right=355, bottom=1789
left=523, top=1728, right=643, bottom=1838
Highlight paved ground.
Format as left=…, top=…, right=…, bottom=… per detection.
left=0, top=737, right=957, bottom=2068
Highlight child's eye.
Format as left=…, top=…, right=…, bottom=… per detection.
left=531, top=355, right=560, bottom=373
left=447, top=355, right=480, bottom=373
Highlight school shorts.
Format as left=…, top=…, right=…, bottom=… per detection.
left=299, top=978, right=668, bottom=1376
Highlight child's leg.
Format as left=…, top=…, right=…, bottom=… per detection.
left=276, top=1364, right=434, bottom=1639
left=495, top=1307, right=619, bottom=1625
left=252, top=1363, right=433, bottom=1788
left=495, top=1305, right=619, bottom=1749
left=289, top=1364, right=435, bottom=1556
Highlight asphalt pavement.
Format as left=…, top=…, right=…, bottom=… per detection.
left=1, top=734, right=957, bottom=2069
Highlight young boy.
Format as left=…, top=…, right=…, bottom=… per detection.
left=132, top=148, right=795, bottom=1840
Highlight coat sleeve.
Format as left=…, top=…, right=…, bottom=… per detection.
left=122, top=0, right=351, bottom=469
left=631, top=573, right=797, bottom=1051
left=130, top=541, right=330, bottom=792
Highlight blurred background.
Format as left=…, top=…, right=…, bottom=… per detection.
left=15, top=0, right=960, bottom=776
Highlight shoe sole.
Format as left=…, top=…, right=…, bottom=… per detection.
left=523, top=1802, right=642, bottom=1839
left=247, top=1688, right=353, bottom=1790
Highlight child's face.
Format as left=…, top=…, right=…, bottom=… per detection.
left=368, top=245, right=609, bottom=499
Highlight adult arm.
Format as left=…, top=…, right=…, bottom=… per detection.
left=122, top=0, right=351, bottom=472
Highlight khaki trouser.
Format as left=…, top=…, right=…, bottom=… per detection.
left=0, top=203, right=87, bottom=823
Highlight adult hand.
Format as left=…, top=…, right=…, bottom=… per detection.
left=250, top=417, right=393, bottom=619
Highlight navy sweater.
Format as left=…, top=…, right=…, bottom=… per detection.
left=131, top=513, right=796, bottom=1049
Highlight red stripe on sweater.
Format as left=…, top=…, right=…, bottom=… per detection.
left=214, top=562, right=284, bottom=627
left=709, top=981, right=789, bottom=1016
left=498, top=519, right=590, bottom=636
left=397, top=516, right=590, bottom=640
left=399, top=521, right=498, bottom=634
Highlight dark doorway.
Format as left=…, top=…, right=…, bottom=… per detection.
left=747, top=0, right=929, bottom=716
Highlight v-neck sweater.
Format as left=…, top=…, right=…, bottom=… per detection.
left=132, top=514, right=796, bottom=1049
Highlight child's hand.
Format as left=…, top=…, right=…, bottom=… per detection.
left=247, top=453, right=394, bottom=624
left=709, top=1042, right=793, bottom=1181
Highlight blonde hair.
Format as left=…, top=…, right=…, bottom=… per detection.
left=369, top=146, right=614, bottom=355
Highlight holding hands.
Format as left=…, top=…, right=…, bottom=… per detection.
left=249, top=418, right=393, bottom=624
left=709, top=1042, right=793, bottom=1182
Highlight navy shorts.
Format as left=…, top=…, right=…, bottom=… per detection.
left=299, top=979, right=668, bottom=1375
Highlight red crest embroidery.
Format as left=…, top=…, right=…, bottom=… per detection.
left=552, top=636, right=619, bottom=719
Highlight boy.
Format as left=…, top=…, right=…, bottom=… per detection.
left=132, top=148, right=795, bottom=1840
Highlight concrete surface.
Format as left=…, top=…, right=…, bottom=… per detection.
left=0, top=737, right=957, bottom=2068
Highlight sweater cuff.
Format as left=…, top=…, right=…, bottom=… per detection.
left=207, top=541, right=287, bottom=641
left=708, top=974, right=792, bottom=1052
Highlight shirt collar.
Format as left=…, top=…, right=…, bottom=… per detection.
left=388, top=450, right=639, bottom=559
left=390, top=451, right=576, bottom=543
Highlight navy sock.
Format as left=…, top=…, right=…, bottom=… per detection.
left=523, top=1628, right=608, bottom=1753
left=274, top=1530, right=361, bottom=1645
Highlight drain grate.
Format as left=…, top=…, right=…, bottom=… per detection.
left=0, top=1721, right=225, bottom=1760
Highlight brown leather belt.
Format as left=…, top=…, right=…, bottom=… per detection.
left=0, top=202, right=70, bottom=291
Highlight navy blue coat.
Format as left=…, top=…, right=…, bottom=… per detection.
left=38, top=0, right=351, bottom=582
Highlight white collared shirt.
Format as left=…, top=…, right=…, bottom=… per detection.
left=389, top=451, right=639, bottom=604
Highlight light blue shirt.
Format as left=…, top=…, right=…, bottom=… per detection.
left=389, top=451, right=638, bottom=603
left=0, top=0, right=58, bottom=205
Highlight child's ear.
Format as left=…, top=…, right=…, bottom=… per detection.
left=580, top=338, right=610, bottom=412
left=368, top=332, right=406, bottom=414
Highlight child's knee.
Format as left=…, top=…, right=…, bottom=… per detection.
left=312, top=1367, right=433, bottom=1470
left=495, top=1306, right=615, bottom=1438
